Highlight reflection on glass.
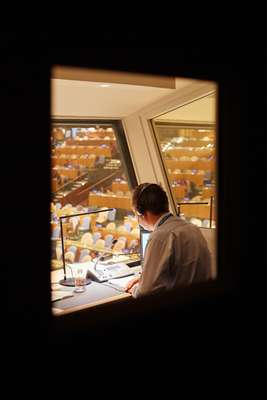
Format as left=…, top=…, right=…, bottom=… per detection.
left=51, top=208, right=140, bottom=271
left=152, top=94, right=217, bottom=229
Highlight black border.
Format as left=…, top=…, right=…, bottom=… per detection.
left=4, top=48, right=244, bottom=368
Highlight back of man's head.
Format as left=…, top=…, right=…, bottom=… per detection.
left=132, top=183, right=169, bottom=215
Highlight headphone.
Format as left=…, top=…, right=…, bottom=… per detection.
left=136, top=183, right=154, bottom=215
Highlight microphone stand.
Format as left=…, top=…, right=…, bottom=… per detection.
left=94, top=239, right=118, bottom=271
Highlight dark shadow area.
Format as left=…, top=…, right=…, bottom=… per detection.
left=2, top=39, right=255, bottom=378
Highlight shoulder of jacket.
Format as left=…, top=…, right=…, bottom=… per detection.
left=149, top=227, right=176, bottom=243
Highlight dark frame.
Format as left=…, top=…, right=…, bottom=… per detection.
left=4, top=48, right=243, bottom=364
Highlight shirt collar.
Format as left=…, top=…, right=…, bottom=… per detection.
left=153, top=212, right=172, bottom=231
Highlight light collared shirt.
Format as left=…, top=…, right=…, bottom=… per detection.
left=132, top=215, right=212, bottom=298
left=153, top=212, right=173, bottom=230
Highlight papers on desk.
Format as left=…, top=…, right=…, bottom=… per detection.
left=51, top=290, right=74, bottom=302
left=108, top=275, right=138, bottom=291
left=52, top=307, right=64, bottom=315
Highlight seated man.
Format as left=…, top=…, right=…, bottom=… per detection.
left=126, top=183, right=212, bottom=298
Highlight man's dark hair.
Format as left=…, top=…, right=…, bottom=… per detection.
left=132, top=183, right=169, bottom=215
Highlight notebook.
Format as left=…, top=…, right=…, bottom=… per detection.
left=108, top=274, right=139, bottom=291
left=51, top=290, right=74, bottom=302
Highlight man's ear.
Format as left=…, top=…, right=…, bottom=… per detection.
left=144, top=211, right=153, bottom=221
left=142, top=210, right=149, bottom=219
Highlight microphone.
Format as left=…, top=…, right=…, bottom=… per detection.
left=94, top=239, right=118, bottom=271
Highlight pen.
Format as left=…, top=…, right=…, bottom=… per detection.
left=51, top=294, right=74, bottom=302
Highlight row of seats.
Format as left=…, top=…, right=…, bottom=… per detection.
left=51, top=217, right=92, bottom=239
left=52, top=155, right=97, bottom=168
left=53, top=227, right=139, bottom=249
left=51, top=204, right=139, bottom=237
left=80, top=232, right=138, bottom=251
left=55, top=234, right=139, bottom=263
left=56, top=246, right=92, bottom=263
left=51, top=203, right=116, bottom=221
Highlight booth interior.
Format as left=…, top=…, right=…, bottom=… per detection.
left=50, top=69, right=217, bottom=315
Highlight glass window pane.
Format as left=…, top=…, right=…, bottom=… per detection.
left=152, top=94, right=217, bottom=229
left=50, top=121, right=138, bottom=270
left=55, top=209, right=141, bottom=273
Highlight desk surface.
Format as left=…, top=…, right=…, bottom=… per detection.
left=51, top=268, right=133, bottom=315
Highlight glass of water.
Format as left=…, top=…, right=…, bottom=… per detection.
left=72, top=264, right=88, bottom=293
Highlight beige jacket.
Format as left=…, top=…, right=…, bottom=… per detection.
left=132, top=214, right=212, bottom=298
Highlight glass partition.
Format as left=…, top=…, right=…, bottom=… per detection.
left=51, top=207, right=141, bottom=271
left=152, top=93, right=217, bottom=228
